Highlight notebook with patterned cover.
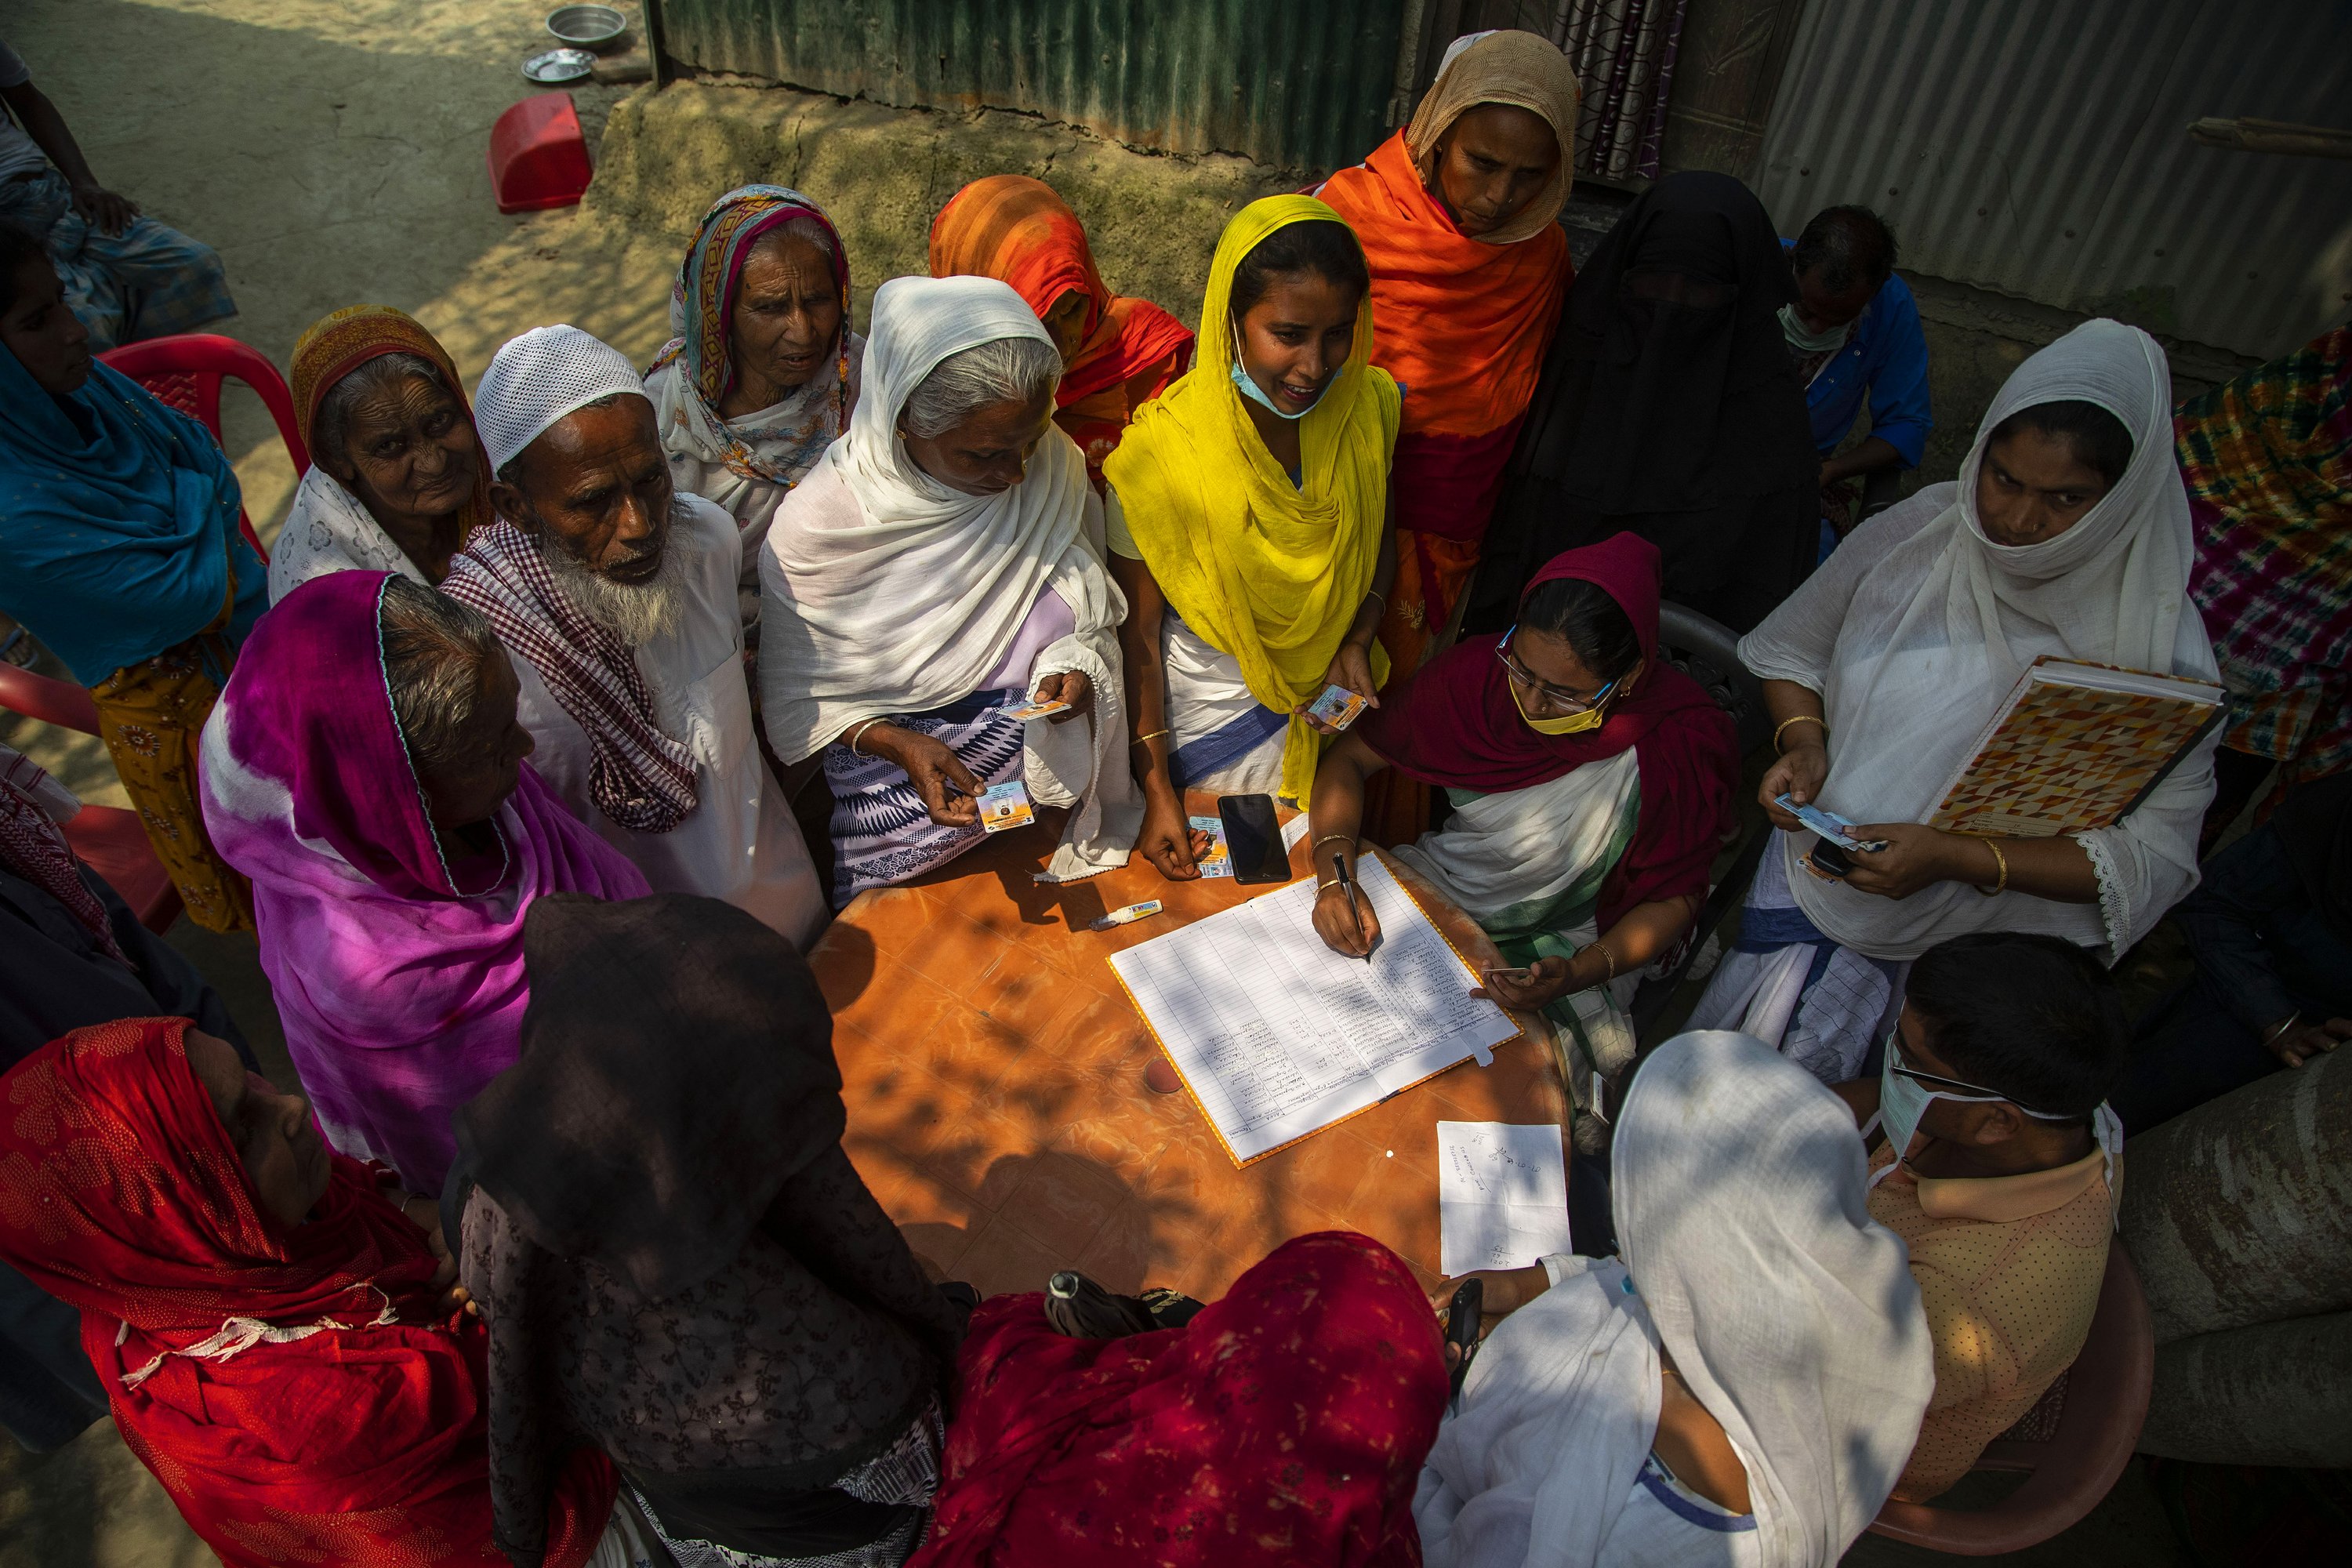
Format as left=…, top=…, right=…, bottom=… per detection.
left=1928, top=657, right=2225, bottom=837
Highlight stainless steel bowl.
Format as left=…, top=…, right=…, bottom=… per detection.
left=545, top=5, right=626, bottom=51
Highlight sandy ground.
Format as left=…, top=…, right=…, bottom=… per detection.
left=0, top=2, right=2212, bottom=1563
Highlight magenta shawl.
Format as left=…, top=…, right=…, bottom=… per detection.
left=198, top=571, right=648, bottom=1194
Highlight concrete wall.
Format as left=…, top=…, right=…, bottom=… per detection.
left=586, top=79, right=1301, bottom=332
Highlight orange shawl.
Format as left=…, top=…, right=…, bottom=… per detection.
left=1321, top=131, right=1570, bottom=449
left=929, top=176, right=1193, bottom=482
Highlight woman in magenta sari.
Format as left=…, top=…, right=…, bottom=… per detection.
left=198, top=571, right=648, bottom=1195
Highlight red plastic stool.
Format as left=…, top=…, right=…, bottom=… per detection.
left=488, top=92, right=593, bottom=214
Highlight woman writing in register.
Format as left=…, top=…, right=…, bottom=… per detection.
left=1686, top=320, right=2219, bottom=1083
left=1305, top=535, right=1737, bottom=1120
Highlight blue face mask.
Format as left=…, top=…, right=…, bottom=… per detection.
left=1227, top=317, right=1329, bottom=420
left=1229, top=355, right=1327, bottom=419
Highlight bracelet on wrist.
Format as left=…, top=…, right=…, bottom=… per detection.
left=1973, top=838, right=2009, bottom=898
left=1773, top=713, right=1827, bottom=754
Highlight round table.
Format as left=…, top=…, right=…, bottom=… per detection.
left=805, top=795, right=1570, bottom=1301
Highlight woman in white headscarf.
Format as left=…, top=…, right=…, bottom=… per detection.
left=1415, top=1029, right=1932, bottom=1568
left=1686, top=318, right=2220, bottom=1082
left=758, top=274, right=1139, bottom=906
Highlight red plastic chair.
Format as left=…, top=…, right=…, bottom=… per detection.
left=99, top=332, right=310, bottom=564
left=0, top=662, right=182, bottom=933
left=1867, top=1243, right=2156, bottom=1554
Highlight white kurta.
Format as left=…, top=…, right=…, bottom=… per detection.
left=507, top=493, right=825, bottom=948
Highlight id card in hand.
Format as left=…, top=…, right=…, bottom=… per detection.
left=1002, top=694, right=1073, bottom=721
left=1306, top=684, right=1368, bottom=731
left=977, top=781, right=1036, bottom=833
left=1188, top=815, right=1233, bottom=877
left=1774, top=793, right=1888, bottom=853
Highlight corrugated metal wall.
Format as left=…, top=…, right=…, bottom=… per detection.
left=655, top=0, right=1414, bottom=173
left=1753, top=0, right=2352, bottom=359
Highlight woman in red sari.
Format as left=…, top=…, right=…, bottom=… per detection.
left=927, top=174, right=1194, bottom=488
left=1318, top=29, right=1580, bottom=681
left=0, top=1017, right=620, bottom=1568
left=908, top=1232, right=1445, bottom=1568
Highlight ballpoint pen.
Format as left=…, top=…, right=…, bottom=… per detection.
left=1333, top=855, right=1370, bottom=961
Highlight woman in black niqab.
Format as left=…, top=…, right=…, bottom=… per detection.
left=1467, top=171, right=1820, bottom=634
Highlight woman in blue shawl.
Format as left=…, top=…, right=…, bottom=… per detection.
left=0, top=225, right=263, bottom=931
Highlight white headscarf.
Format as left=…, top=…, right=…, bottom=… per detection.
left=1416, top=1031, right=1931, bottom=1568
left=474, top=325, right=651, bottom=473
left=759, top=274, right=1140, bottom=881
left=1739, top=318, right=2217, bottom=959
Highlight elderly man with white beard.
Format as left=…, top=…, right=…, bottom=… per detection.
left=443, top=325, right=825, bottom=947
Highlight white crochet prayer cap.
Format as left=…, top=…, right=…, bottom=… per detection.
left=474, top=324, right=651, bottom=474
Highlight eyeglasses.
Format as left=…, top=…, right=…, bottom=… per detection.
left=1494, top=625, right=1618, bottom=715
left=1886, top=1034, right=2078, bottom=1121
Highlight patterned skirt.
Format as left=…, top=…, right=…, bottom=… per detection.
left=823, top=689, right=1025, bottom=908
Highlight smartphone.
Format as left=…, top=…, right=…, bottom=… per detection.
left=1216, top=793, right=1290, bottom=885
left=1806, top=840, right=1857, bottom=879
left=1444, top=1278, right=1483, bottom=1401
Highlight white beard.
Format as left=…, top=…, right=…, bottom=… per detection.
left=538, top=507, right=691, bottom=647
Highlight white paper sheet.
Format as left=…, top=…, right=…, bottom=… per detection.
left=1437, top=1120, right=1573, bottom=1276
left=1109, top=855, right=1519, bottom=1163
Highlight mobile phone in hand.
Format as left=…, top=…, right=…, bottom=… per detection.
left=1445, top=1278, right=1483, bottom=1400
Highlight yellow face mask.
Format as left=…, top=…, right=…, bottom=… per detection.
left=1511, top=677, right=1607, bottom=735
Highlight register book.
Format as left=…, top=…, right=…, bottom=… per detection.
left=1108, top=855, right=1521, bottom=1165
left=1928, top=656, right=2224, bottom=837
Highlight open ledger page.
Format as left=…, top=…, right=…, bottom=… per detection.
left=1109, top=855, right=1520, bottom=1163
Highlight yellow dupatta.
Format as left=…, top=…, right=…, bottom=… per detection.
left=1103, top=195, right=1401, bottom=803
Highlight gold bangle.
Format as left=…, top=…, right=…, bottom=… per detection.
left=1128, top=728, right=1170, bottom=749
left=1773, top=713, right=1827, bottom=753
left=1974, top=839, right=2009, bottom=898
left=1584, top=943, right=1618, bottom=982
left=1312, top=833, right=1355, bottom=853
left=844, top=717, right=884, bottom=757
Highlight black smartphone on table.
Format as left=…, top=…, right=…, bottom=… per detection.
left=1217, top=793, right=1290, bottom=885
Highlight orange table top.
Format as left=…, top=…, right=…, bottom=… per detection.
left=807, top=799, right=1571, bottom=1303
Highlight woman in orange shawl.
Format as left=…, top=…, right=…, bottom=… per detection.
left=929, top=175, right=1194, bottom=488
left=1319, top=29, right=1580, bottom=680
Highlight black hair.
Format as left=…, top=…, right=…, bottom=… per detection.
left=1986, top=399, right=2135, bottom=488
left=1790, top=205, right=1897, bottom=295
left=1517, top=576, right=1642, bottom=684
left=0, top=223, right=50, bottom=314
left=1905, top=933, right=2129, bottom=1118
left=1229, top=220, right=1369, bottom=320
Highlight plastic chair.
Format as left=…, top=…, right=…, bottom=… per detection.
left=0, top=662, right=182, bottom=932
left=1627, top=602, right=1772, bottom=1042
left=488, top=93, right=593, bottom=213
left=99, top=333, right=310, bottom=564
left=1867, top=1243, right=2157, bottom=1555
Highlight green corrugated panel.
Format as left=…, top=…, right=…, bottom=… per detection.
left=658, top=0, right=1411, bottom=173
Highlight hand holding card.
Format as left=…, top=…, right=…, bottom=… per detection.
left=1305, top=684, right=1369, bottom=731
left=977, top=781, right=1036, bottom=833
left=1001, top=695, right=1073, bottom=722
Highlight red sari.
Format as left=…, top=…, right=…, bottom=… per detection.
left=929, top=175, right=1195, bottom=488
left=0, top=1018, right=615, bottom=1568
left=909, top=1232, right=1446, bottom=1568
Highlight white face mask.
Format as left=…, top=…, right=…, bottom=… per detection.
left=1871, top=1031, right=2113, bottom=1189
left=1779, top=302, right=1851, bottom=357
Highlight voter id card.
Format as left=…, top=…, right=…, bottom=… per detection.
left=1188, top=815, right=1233, bottom=877
left=977, top=781, right=1036, bottom=833
left=1001, top=694, right=1073, bottom=721
left=1306, top=684, right=1369, bottom=731
left=1774, top=793, right=1887, bottom=853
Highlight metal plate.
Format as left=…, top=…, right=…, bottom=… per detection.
left=522, top=48, right=595, bottom=85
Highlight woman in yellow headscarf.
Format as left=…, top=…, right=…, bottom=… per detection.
left=1102, top=197, right=1400, bottom=879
